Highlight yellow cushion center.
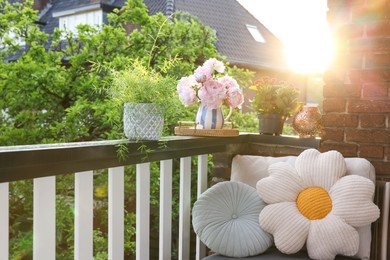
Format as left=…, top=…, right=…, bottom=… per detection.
left=296, top=187, right=332, bottom=220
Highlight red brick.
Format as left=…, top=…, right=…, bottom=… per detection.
left=334, top=24, right=363, bottom=39
left=345, top=69, right=365, bottom=85
left=351, top=5, right=387, bottom=23
left=322, top=114, right=359, bottom=127
left=320, top=142, right=357, bottom=157
left=349, top=70, right=363, bottom=83
left=348, top=53, right=364, bottom=68
left=349, top=38, right=390, bottom=52
left=360, top=114, right=386, bottom=128
left=346, top=129, right=371, bottom=143
left=323, top=70, right=347, bottom=84
left=323, top=84, right=344, bottom=97
left=359, top=145, right=384, bottom=158
left=326, top=9, right=351, bottom=24
left=321, top=127, right=344, bottom=142
left=327, top=9, right=351, bottom=24
left=351, top=69, right=390, bottom=82
left=348, top=100, right=390, bottom=113
left=346, top=129, right=390, bottom=143
left=362, top=83, right=389, bottom=98
left=365, top=1, right=390, bottom=21
left=371, top=161, right=390, bottom=176
left=323, top=83, right=361, bottom=98
left=323, top=98, right=347, bottom=113
left=328, top=0, right=363, bottom=8
left=385, top=146, right=390, bottom=159
left=365, top=52, right=390, bottom=68
left=367, top=21, right=390, bottom=38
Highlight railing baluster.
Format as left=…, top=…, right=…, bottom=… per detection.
left=179, top=157, right=191, bottom=260
left=0, top=182, right=8, bottom=260
left=381, top=182, right=390, bottom=260
left=136, top=163, right=150, bottom=260
left=75, top=171, right=93, bottom=260
left=108, top=167, right=124, bottom=260
left=33, top=176, right=56, bottom=260
left=196, top=154, right=208, bottom=260
left=159, top=160, right=173, bottom=260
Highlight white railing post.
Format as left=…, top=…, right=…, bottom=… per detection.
left=179, top=157, right=191, bottom=260
left=196, top=154, right=208, bottom=260
left=75, top=171, right=93, bottom=260
left=159, top=160, right=173, bottom=260
left=108, top=167, right=124, bottom=260
left=136, top=163, right=150, bottom=260
left=33, top=176, right=56, bottom=260
left=0, top=182, right=9, bottom=260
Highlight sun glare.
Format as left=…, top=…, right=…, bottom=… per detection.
left=285, top=30, right=335, bottom=74
left=238, top=0, right=332, bottom=74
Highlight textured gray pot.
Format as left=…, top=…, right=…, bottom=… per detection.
left=258, top=113, right=286, bottom=136
left=123, top=103, right=164, bottom=140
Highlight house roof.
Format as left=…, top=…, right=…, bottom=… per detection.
left=143, top=0, right=287, bottom=70
left=177, top=0, right=287, bottom=70
left=14, top=0, right=288, bottom=70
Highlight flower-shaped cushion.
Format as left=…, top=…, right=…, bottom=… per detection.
left=256, top=149, right=380, bottom=260
left=192, top=181, right=273, bottom=258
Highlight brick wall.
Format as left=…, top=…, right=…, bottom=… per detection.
left=323, top=0, right=390, bottom=179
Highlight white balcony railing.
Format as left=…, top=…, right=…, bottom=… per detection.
left=0, top=135, right=258, bottom=260
left=9, top=135, right=388, bottom=260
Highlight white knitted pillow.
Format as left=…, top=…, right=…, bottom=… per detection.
left=256, top=149, right=380, bottom=259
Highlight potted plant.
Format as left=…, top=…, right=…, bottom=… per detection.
left=249, top=77, right=301, bottom=135
left=106, top=60, right=178, bottom=140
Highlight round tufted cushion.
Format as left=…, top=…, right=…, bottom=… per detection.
left=192, top=181, right=272, bottom=258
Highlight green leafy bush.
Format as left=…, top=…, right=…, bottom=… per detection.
left=0, top=0, right=257, bottom=259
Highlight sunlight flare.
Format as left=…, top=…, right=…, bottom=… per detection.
left=285, top=30, right=335, bottom=74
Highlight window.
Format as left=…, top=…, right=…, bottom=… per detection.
left=246, top=24, right=266, bottom=43
left=53, top=5, right=103, bottom=34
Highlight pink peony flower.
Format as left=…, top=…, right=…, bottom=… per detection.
left=194, top=66, right=213, bottom=83
left=218, top=75, right=239, bottom=90
left=226, top=86, right=244, bottom=108
left=198, top=79, right=226, bottom=109
left=178, top=86, right=197, bottom=106
left=177, top=76, right=198, bottom=106
left=204, top=58, right=225, bottom=73
left=177, top=58, right=244, bottom=110
left=177, top=75, right=198, bottom=89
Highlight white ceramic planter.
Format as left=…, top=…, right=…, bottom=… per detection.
left=123, top=103, right=164, bottom=140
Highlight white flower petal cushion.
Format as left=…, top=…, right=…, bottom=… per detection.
left=257, top=149, right=380, bottom=259
left=231, top=153, right=376, bottom=259
left=192, top=181, right=273, bottom=258
left=231, top=155, right=296, bottom=188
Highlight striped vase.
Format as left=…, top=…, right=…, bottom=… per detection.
left=195, top=103, right=224, bottom=129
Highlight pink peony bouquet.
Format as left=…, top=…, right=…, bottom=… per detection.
left=177, top=58, right=244, bottom=109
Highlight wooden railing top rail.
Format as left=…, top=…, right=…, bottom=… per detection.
left=0, top=134, right=320, bottom=183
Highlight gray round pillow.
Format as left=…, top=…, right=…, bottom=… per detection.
left=192, top=181, right=272, bottom=258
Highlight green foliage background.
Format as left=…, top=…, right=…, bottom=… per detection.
left=0, top=0, right=258, bottom=259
